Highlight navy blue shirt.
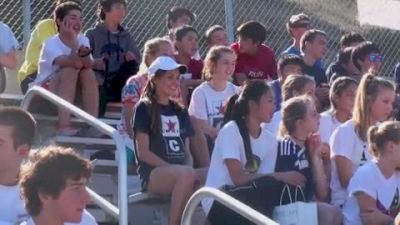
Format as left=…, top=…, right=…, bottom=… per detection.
left=275, top=137, right=314, bottom=201
left=269, top=79, right=282, bottom=112
left=303, top=63, right=328, bottom=87
left=281, top=45, right=324, bottom=70
left=133, top=100, right=194, bottom=185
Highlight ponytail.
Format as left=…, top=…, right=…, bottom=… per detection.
left=222, top=80, right=271, bottom=172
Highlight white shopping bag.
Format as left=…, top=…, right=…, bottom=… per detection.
left=272, top=185, right=318, bottom=225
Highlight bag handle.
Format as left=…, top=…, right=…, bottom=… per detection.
left=294, top=185, right=306, bottom=202
left=279, top=184, right=293, bottom=205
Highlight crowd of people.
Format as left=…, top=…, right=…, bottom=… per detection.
left=2, top=0, right=400, bottom=225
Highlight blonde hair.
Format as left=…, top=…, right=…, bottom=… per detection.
left=138, top=37, right=172, bottom=74
left=279, top=95, right=314, bottom=137
left=368, top=121, right=400, bottom=157
left=353, top=73, right=395, bottom=141
left=282, top=74, right=315, bottom=101
left=202, top=46, right=235, bottom=81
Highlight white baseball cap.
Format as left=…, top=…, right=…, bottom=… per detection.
left=148, top=56, right=187, bottom=77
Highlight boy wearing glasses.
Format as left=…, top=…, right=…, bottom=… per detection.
left=31, top=2, right=99, bottom=136
left=351, top=41, right=383, bottom=76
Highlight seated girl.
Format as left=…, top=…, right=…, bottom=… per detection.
left=343, top=121, right=400, bottom=225
left=133, top=56, right=206, bottom=225
left=119, top=37, right=176, bottom=159
left=330, top=73, right=395, bottom=208
left=277, top=95, right=342, bottom=225
left=188, top=46, right=238, bottom=165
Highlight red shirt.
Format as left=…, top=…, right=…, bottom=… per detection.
left=231, top=42, right=277, bottom=81
left=175, top=55, right=204, bottom=80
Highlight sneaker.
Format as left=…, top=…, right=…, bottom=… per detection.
left=56, top=127, right=80, bottom=136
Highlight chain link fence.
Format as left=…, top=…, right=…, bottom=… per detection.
left=1, top=0, right=400, bottom=77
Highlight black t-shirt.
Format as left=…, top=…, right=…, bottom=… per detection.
left=275, top=137, right=314, bottom=201
left=326, top=61, right=346, bottom=82
left=303, top=63, right=328, bottom=87
left=133, top=100, right=194, bottom=182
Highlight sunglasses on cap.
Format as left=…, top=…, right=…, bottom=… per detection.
left=369, top=53, right=384, bottom=63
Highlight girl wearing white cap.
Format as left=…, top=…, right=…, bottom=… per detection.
left=133, top=56, right=205, bottom=225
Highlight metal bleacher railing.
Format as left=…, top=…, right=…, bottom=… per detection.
left=181, top=187, right=279, bottom=225
left=21, top=86, right=128, bottom=225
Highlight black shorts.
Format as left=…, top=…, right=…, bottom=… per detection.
left=208, top=176, right=286, bottom=225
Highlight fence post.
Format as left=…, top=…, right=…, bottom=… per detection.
left=23, top=0, right=31, bottom=47
left=224, top=0, right=234, bottom=43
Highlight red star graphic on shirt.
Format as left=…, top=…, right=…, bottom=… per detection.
left=216, top=103, right=224, bottom=114
left=166, top=120, right=176, bottom=133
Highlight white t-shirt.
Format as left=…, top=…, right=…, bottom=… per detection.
left=22, top=212, right=96, bottom=225
left=0, top=184, right=29, bottom=224
left=319, top=110, right=343, bottom=144
left=202, top=121, right=278, bottom=215
left=330, top=120, right=372, bottom=207
left=262, top=110, right=281, bottom=137
left=188, top=81, right=238, bottom=129
left=343, top=161, right=400, bottom=225
left=33, top=34, right=91, bottom=86
left=0, top=184, right=97, bottom=225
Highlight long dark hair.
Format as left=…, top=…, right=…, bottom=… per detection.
left=141, top=70, right=184, bottom=131
left=223, top=80, right=271, bottom=168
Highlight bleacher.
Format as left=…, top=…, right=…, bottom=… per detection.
left=0, top=90, right=209, bottom=225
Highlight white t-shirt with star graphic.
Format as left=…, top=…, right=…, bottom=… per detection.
left=189, top=81, right=238, bottom=129
left=330, top=120, right=373, bottom=207
left=343, top=161, right=400, bottom=225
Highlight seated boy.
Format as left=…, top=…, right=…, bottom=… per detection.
left=205, top=25, right=229, bottom=48
left=300, top=29, right=330, bottom=111
left=270, top=54, right=304, bottom=111
left=351, top=41, right=383, bottom=76
left=231, top=21, right=277, bottom=85
left=0, top=107, right=96, bottom=225
left=20, top=145, right=93, bottom=225
left=326, top=32, right=365, bottom=80
left=174, top=25, right=203, bottom=105
left=85, top=0, right=141, bottom=115
left=166, top=6, right=196, bottom=41
left=281, top=13, right=323, bottom=69
left=32, top=2, right=99, bottom=136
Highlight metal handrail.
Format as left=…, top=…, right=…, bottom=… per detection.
left=181, top=187, right=279, bottom=225
left=21, top=86, right=128, bottom=225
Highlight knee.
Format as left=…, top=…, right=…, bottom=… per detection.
left=79, top=68, right=96, bottom=81
left=177, top=167, right=197, bottom=187
left=58, top=67, right=79, bottom=78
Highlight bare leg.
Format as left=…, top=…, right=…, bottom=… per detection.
left=147, top=165, right=198, bottom=225
left=49, top=67, right=79, bottom=129
left=317, top=202, right=343, bottom=225
left=78, top=68, right=99, bottom=117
